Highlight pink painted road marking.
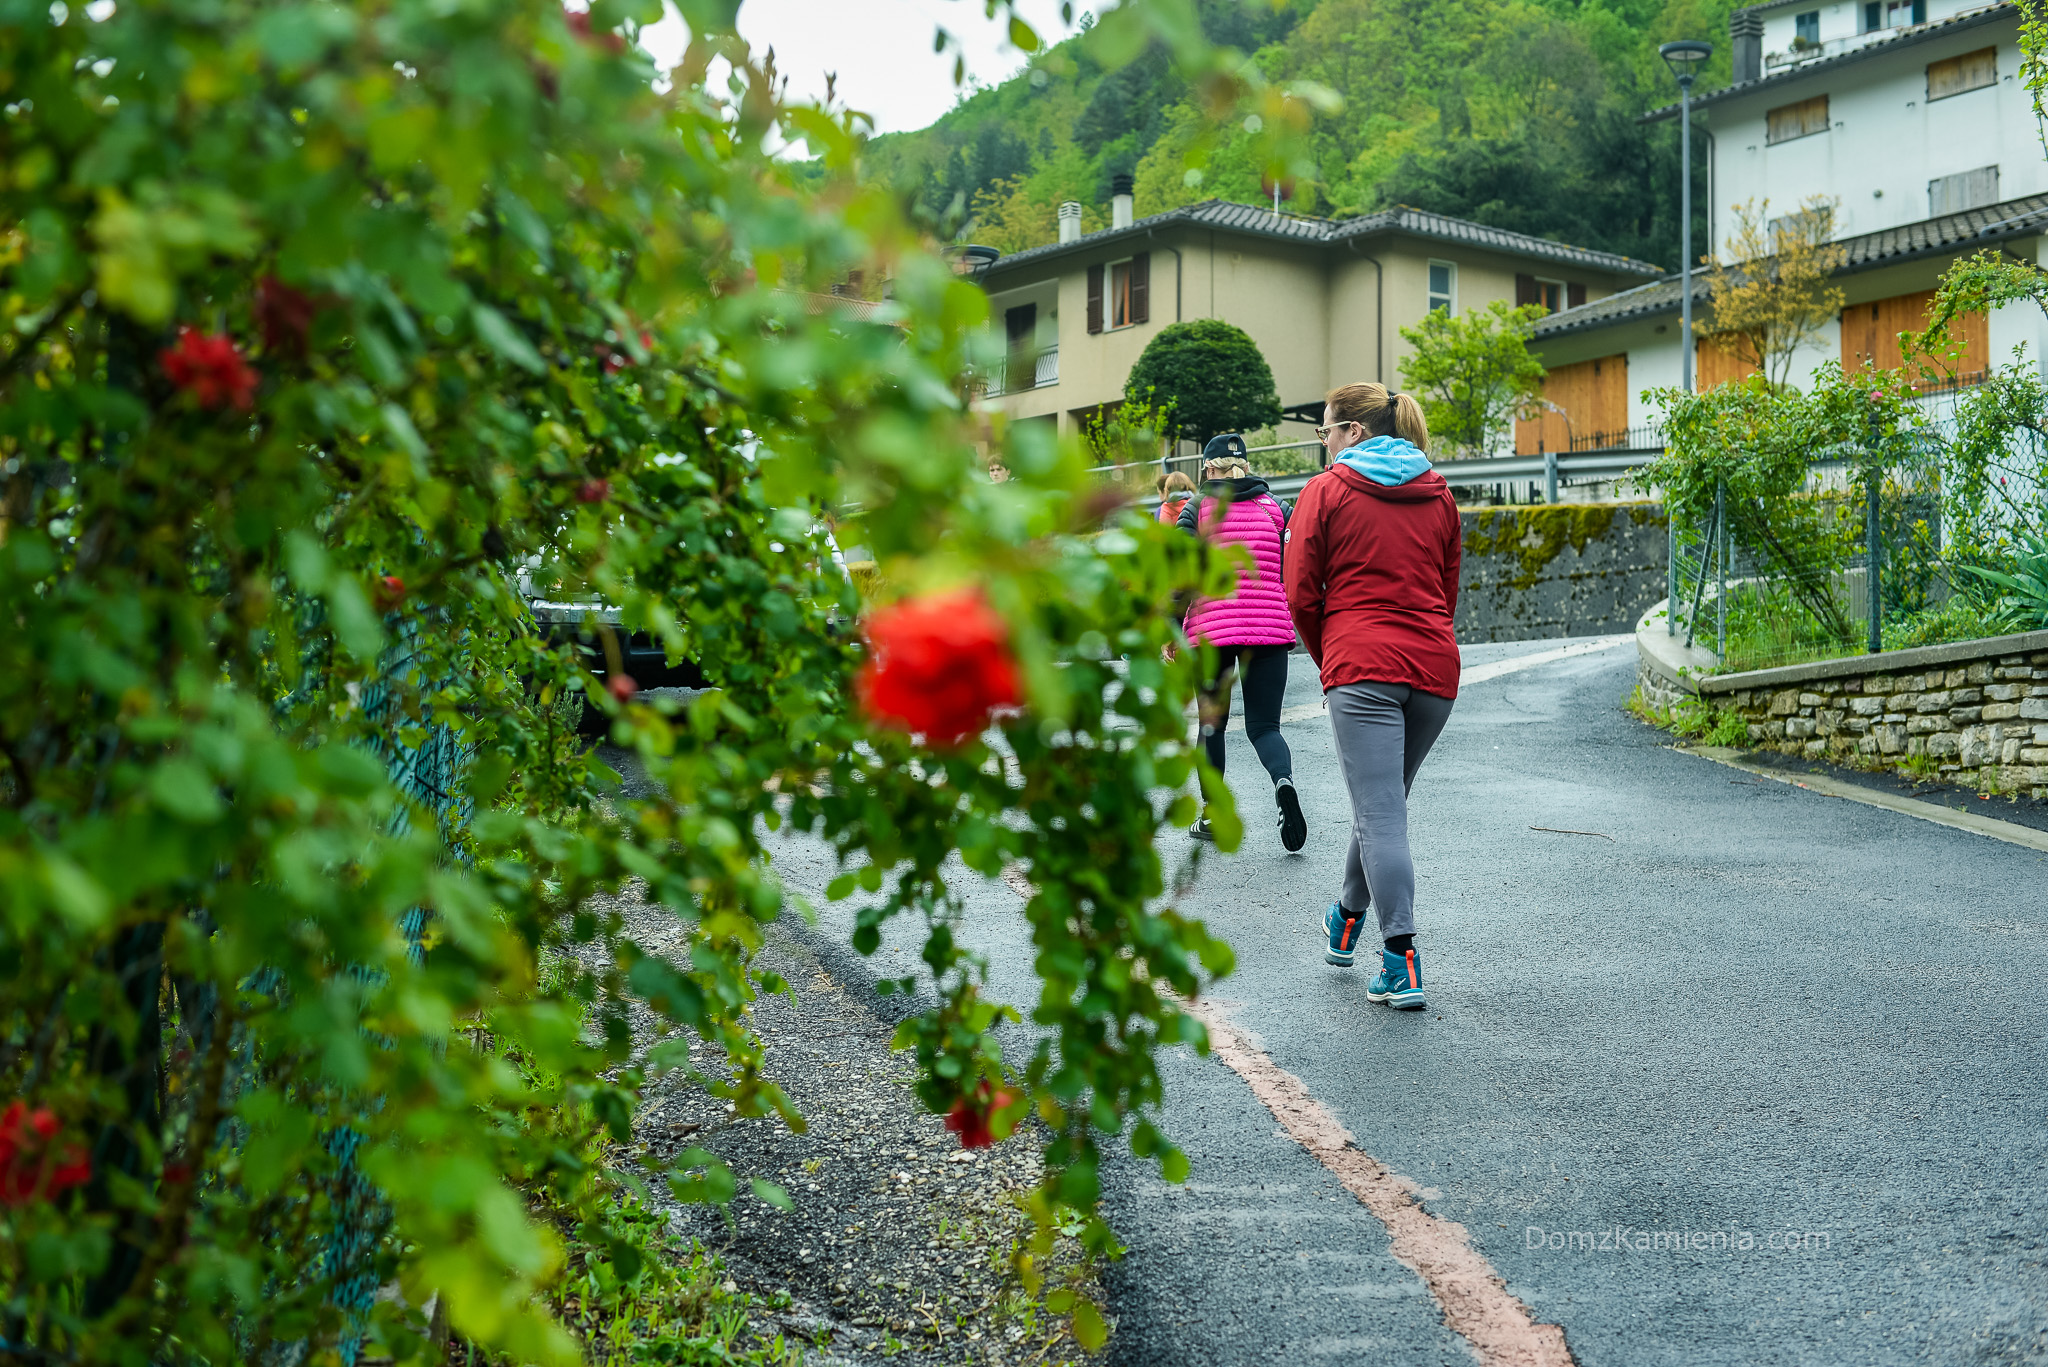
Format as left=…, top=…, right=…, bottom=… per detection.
left=1182, top=998, right=1575, bottom=1367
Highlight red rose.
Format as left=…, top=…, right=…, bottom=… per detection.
left=160, top=327, right=259, bottom=411
left=0, top=1100, right=91, bottom=1206
left=254, top=277, right=317, bottom=355
left=577, top=478, right=611, bottom=504
left=375, top=575, right=405, bottom=609
left=943, top=1079, right=1017, bottom=1150
left=855, top=590, right=1021, bottom=748
left=607, top=673, right=637, bottom=702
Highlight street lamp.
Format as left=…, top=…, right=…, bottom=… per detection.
left=1660, top=38, right=1711, bottom=637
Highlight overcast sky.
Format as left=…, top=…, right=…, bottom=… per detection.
left=639, top=0, right=1092, bottom=139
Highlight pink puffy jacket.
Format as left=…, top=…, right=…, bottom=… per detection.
left=1182, top=484, right=1297, bottom=648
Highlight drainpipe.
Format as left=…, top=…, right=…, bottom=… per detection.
left=1147, top=231, right=1183, bottom=321
left=1344, top=239, right=1386, bottom=385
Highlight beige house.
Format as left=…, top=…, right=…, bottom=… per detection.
left=973, top=194, right=1662, bottom=444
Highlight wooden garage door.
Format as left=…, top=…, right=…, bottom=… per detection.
left=1515, top=354, right=1628, bottom=454
left=1840, top=290, right=1988, bottom=382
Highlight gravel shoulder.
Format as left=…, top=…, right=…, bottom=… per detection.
left=585, top=878, right=1102, bottom=1367
left=1725, top=741, right=2048, bottom=835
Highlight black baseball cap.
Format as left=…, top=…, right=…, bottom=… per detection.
left=1202, top=433, right=1247, bottom=461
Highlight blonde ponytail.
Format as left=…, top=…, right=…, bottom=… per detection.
left=1324, top=382, right=1430, bottom=453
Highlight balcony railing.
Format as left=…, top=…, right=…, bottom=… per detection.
left=975, top=345, right=1059, bottom=398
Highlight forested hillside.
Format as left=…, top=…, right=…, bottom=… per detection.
left=862, top=0, right=1740, bottom=269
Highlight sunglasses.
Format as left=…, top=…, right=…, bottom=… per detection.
left=1313, top=421, right=1360, bottom=439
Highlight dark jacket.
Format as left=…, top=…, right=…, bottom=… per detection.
left=1282, top=463, right=1461, bottom=697
left=1176, top=477, right=1289, bottom=534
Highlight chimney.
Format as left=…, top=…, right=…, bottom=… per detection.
left=1731, top=7, right=1762, bottom=84
left=1058, top=201, right=1083, bottom=244
left=1111, top=173, right=1134, bottom=231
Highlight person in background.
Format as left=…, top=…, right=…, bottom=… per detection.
left=986, top=456, right=1010, bottom=483
left=1284, top=383, right=1460, bottom=1011
left=1178, top=433, right=1306, bottom=853
left=1157, top=469, right=1196, bottom=524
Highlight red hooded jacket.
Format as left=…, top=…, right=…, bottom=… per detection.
left=1283, top=463, right=1462, bottom=697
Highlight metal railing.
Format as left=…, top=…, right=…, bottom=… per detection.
left=975, top=346, right=1059, bottom=398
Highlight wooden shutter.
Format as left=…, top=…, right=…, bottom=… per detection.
left=1841, top=290, right=1989, bottom=379
left=1767, top=95, right=1829, bottom=144
left=1086, top=264, right=1104, bottom=334
left=1129, top=252, right=1150, bottom=324
left=1567, top=282, right=1587, bottom=309
left=1695, top=335, right=1760, bottom=391
left=1514, top=354, right=1627, bottom=454
left=1515, top=274, right=1540, bottom=308
left=1928, top=47, right=1997, bottom=100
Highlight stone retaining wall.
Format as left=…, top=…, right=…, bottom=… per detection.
left=1694, top=632, right=2048, bottom=796
left=1456, top=501, right=1668, bottom=644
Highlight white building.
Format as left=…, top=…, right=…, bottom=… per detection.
left=1524, top=0, right=2048, bottom=451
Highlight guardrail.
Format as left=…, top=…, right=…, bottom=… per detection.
left=1258, top=445, right=1662, bottom=501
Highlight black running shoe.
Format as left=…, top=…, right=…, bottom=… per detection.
left=1275, top=779, right=1306, bottom=852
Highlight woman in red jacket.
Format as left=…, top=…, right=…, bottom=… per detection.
left=1283, top=382, right=1461, bottom=1010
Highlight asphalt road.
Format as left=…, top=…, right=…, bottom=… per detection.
left=775, top=638, right=2048, bottom=1366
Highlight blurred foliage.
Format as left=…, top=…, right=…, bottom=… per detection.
left=0, top=0, right=1273, bottom=1360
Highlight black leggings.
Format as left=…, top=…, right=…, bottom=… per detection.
left=1198, top=643, right=1293, bottom=782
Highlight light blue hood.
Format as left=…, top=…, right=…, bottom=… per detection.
left=1335, top=435, right=1431, bottom=487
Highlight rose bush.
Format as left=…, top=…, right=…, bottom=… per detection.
left=0, top=0, right=1290, bottom=1362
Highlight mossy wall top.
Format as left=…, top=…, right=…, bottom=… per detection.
left=1455, top=501, right=1667, bottom=644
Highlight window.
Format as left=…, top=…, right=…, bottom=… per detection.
left=1766, top=94, right=1830, bottom=144
left=1427, top=260, right=1456, bottom=314
left=1862, top=0, right=1923, bottom=31
left=1769, top=205, right=1835, bottom=250
left=1794, top=10, right=1820, bottom=47
left=1515, top=274, right=1564, bottom=314
left=1085, top=252, right=1150, bottom=333
left=1929, top=165, right=1999, bottom=216
left=1928, top=47, right=1997, bottom=100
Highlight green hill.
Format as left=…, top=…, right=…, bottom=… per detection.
left=861, top=0, right=1740, bottom=269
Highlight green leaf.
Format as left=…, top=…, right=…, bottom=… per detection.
left=150, top=758, right=226, bottom=824
left=1072, top=1298, right=1108, bottom=1351
left=472, top=304, right=545, bottom=374
left=750, top=1177, right=793, bottom=1210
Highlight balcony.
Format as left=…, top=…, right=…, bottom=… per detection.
left=976, top=345, right=1059, bottom=398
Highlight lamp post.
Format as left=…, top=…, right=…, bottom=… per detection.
left=1660, top=38, right=1712, bottom=637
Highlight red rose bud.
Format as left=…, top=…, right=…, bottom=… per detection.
left=160, top=327, right=259, bottom=411
left=565, top=7, right=625, bottom=52
left=943, top=1080, right=1017, bottom=1150
left=254, top=277, right=317, bottom=354
left=0, top=1100, right=91, bottom=1207
left=578, top=478, right=611, bottom=504
left=375, top=575, right=405, bottom=609
left=607, top=673, right=637, bottom=702
left=856, top=590, right=1022, bottom=748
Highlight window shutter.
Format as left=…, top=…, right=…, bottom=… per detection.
left=1515, top=274, right=1540, bottom=308
left=1129, top=252, right=1150, bottom=324
left=1567, top=282, right=1587, bottom=309
left=1087, top=264, right=1104, bottom=334
left=1928, top=47, right=1997, bottom=100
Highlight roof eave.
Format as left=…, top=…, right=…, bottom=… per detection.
left=1641, top=3, right=2015, bottom=123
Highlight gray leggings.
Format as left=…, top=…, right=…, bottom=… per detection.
left=1328, top=681, right=1455, bottom=941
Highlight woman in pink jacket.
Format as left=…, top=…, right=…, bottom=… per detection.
left=1178, top=434, right=1306, bottom=851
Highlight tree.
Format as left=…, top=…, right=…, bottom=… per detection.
left=1396, top=300, right=1548, bottom=457
left=1700, top=197, right=1848, bottom=390
left=0, top=1, right=1255, bottom=1361
left=1126, top=320, right=1283, bottom=444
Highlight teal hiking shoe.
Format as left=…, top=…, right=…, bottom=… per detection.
left=1323, top=904, right=1365, bottom=967
left=1367, top=946, right=1426, bottom=1010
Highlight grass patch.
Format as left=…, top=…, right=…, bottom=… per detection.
left=1625, top=685, right=1749, bottom=748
